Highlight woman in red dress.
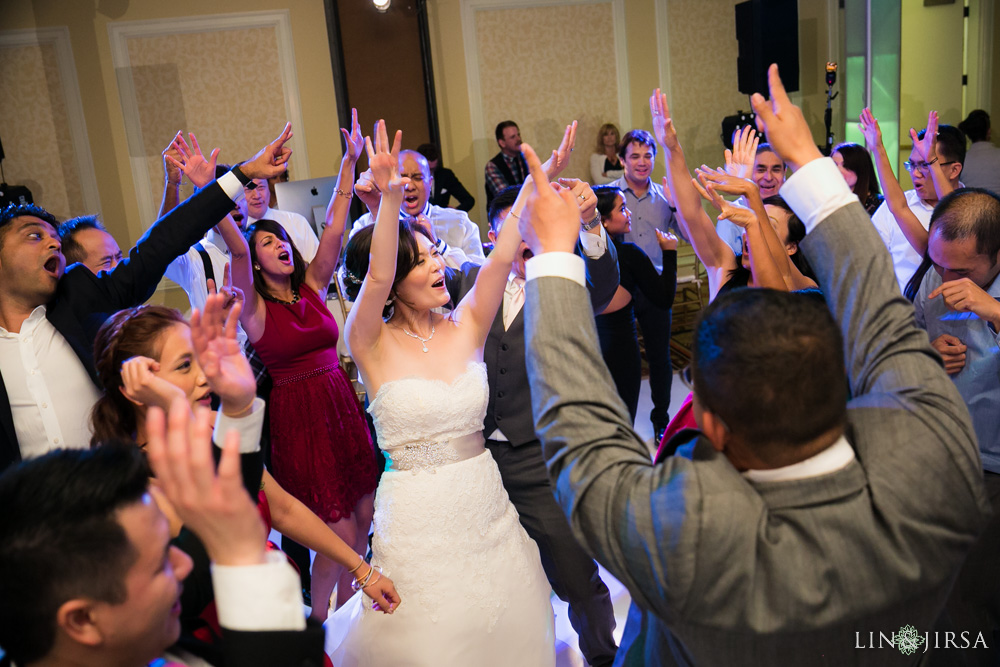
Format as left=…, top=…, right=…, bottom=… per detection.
left=194, top=110, right=377, bottom=621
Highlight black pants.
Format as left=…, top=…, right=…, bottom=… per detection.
left=487, top=439, right=618, bottom=667
left=632, top=291, right=673, bottom=433
left=595, top=305, right=641, bottom=424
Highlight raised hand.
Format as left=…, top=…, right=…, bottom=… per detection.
left=121, top=356, right=186, bottom=410
left=930, top=333, right=967, bottom=375
left=190, top=293, right=255, bottom=415
left=724, top=125, right=759, bottom=179
left=694, top=166, right=760, bottom=201
left=146, top=399, right=267, bottom=567
left=910, top=110, right=939, bottom=162
left=341, top=108, right=365, bottom=163
left=656, top=229, right=678, bottom=251
left=858, top=108, right=883, bottom=153
left=205, top=262, right=244, bottom=317
left=750, top=64, right=822, bottom=171
left=241, top=122, right=294, bottom=181
left=519, top=143, right=582, bottom=255
left=692, top=174, right=758, bottom=229
left=649, top=88, right=680, bottom=152
left=928, top=278, right=1000, bottom=328
left=163, top=132, right=184, bottom=185
left=556, top=177, right=597, bottom=223
left=354, top=168, right=382, bottom=214
left=541, top=121, right=578, bottom=179
left=365, top=120, right=407, bottom=196
left=166, top=131, right=221, bottom=189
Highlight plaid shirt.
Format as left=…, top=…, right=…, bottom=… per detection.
left=484, top=153, right=527, bottom=201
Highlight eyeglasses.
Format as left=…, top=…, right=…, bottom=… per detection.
left=903, top=159, right=957, bottom=173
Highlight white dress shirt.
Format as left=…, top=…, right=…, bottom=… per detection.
left=248, top=207, right=320, bottom=262
left=869, top=190, right=934, bottom=293
left=350, top=202, right=486, bottom=268
left=0, top=306, right=101, bottom=458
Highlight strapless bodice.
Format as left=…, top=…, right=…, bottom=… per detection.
left=367, top=361, right=488, bottom=457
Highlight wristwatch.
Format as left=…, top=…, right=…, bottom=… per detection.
left=581, top=211, right=602, bottom=232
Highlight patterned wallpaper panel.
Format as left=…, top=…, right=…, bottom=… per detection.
left=474, top=2, right=621, bottom=182
left=0, top=39, right=85, bottom=220
left=125, top=27, right=286, bottom=214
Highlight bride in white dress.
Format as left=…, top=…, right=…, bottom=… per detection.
left=325, top=121, right=575, bottom=665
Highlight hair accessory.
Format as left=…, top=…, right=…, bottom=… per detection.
left=343, top=267, right=364, bottom=285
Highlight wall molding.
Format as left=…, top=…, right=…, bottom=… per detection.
left=0, top=27, right=101, bottom=216
left=459, top=0, right=630, bottom=196
left=107, top=10, right=308, bottom=228
left=653, top=0, right=673, bottom=107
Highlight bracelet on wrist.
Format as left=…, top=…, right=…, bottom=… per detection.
left=336, top=188, right=353, bottom=199
left=581, top=212, right=601, bottom=232
left=347, top=555, right=365, bottom=574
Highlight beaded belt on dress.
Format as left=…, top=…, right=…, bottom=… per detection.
left=273, top=363, right=340, bottom=387
left=384, top=432, right=486, bottom=473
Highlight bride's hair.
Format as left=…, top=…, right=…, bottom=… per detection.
left=341, top=219, right=434, bottom=317
left=90, top=305, right=187, bottom=446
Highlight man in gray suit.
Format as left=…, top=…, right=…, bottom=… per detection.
left=445, top=182, right=621, bottom=666
left=517, top=68, right=991, bottom=666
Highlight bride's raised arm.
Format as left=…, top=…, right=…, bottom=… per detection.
left=453, top=121, right=578, bottom=347
left=345, top=120, right=407, bottom=362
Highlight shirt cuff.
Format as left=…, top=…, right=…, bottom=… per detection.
left=211, top=551, right=306, bottom=631
left=779, top=157, right=857, bottom=234
left=578, top=224, right=608, bottom=259
left=525, top=252, right=586, bottom=287
left=217, top=171, right=246, bottom=203
left=214, top=397, right=265, bottom=454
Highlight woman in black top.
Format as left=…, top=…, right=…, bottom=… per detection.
left=592, top=185, right=678, bottom=424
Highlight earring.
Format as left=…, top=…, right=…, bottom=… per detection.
left=253, top=264, right=261, bottom=271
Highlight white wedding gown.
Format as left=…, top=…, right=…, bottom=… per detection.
left=325, top=361, right=555, bottom=666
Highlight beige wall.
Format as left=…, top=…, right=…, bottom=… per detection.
left=428, top=0, right=841, bottom=226
left=2, top=0, right=339, bottom=308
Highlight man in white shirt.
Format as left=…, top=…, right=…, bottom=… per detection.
left=350, top=150, right=486, bottom=269
left=0, top=126, right=293, bottom=472
left=0, top=399, right=322, bottom=667
left=869, top=124, right=966, bottom=293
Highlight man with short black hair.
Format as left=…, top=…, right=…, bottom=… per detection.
left=58, top=216, right=124, bottom=274
left=0, top=401, right=323, bottom=667
left=517, top=73, right=990, bottom=665
left=485, top=120, right=528, bottom=206
left=869, top=123, right=966, bottom=292
left=0, top=125, right=293, bottom=472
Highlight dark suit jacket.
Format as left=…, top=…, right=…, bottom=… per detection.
left=524, top=200, right=992, bottom=665
left=0, top=182, right=237, bottom=472
left=430, top=166, right=475, bottom=212
left=445, top=237, right=619, bottom=447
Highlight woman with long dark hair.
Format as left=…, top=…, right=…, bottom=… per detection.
left=832, top=142, right=884, bottom=215
left=592, top=184, right=677, bottom=423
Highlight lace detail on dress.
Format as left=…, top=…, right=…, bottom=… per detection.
left=386, top=440, right=461, bottom=472
left=368, top=361, right=488, bottom=451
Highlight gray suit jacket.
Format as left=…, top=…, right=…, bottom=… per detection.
left=524, top=200, right=990, bottom=665
left=444, top=238, right=618, bottom=446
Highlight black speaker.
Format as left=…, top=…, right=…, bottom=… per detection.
left=736, top=0, right=799, bottom=96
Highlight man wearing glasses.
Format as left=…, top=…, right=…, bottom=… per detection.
left=869, top=124, right=965, bottom=292
left=350, top=150, right=486, bottom=268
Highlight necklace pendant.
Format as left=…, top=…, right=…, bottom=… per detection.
left=421, top=343, right=429, bottom=353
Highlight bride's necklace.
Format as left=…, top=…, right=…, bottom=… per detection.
left=400, top=323, right=435, bottom=353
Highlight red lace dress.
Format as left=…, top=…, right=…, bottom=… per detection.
left=252, top=283, right=376, bottom=522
